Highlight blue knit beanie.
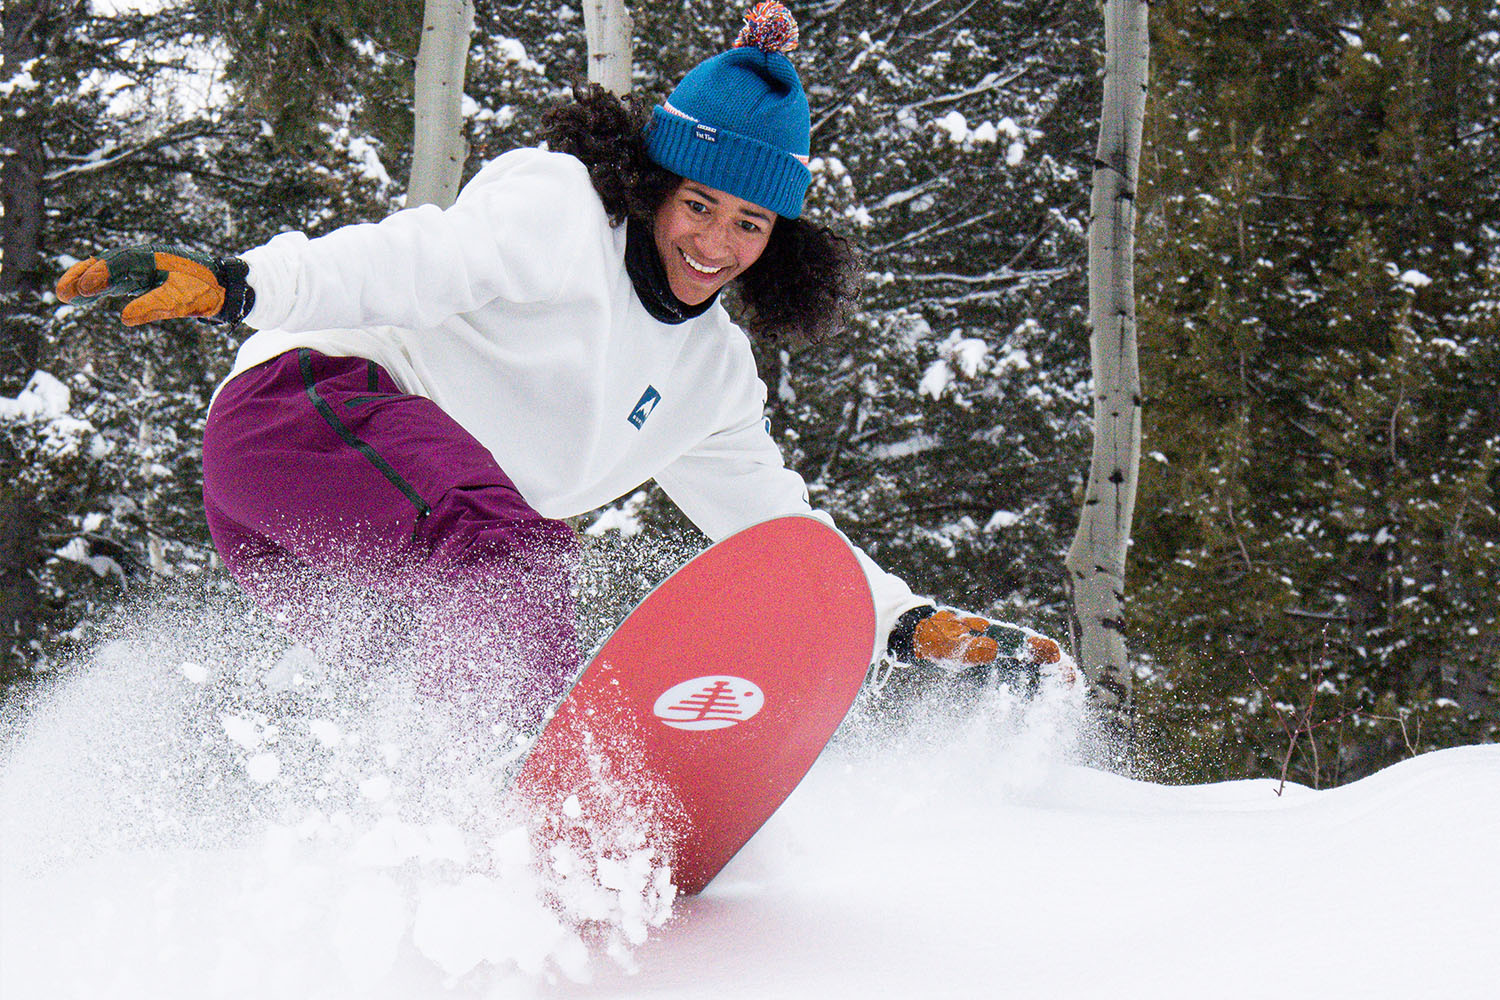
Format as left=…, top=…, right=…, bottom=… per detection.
left=646, top=2, right=811, bottom=219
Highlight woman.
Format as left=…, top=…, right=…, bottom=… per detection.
left=56, top=3, right=1066, bottom=730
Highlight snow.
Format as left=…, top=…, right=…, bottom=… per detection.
left=586, top=491, right=650, bottom=538
left=918, top=361, right=954, bottom=401
left=346, top=136, right=394, bottom=188
left=920, top=332, right=992, bottom=399
left=1, top=371, right=103, bottom=467
left=52, top=536, right=126, bottom=582
left=245, top=751, right=282, bottom=783
left=865, top=432, right=941, bottom=460
left=2, top=603, right=1497, bottom=999
left=0, top=59, right=40, bottom=97
left=932, top=111, right=1027, bottom=164
left=492, top=37, right=547, bottom=76
left=983, top=509, right=1022, bottom=531
left=0, top=370, right=71, bottom=421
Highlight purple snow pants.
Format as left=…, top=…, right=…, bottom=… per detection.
left=201, top=348, right=580, bottom=730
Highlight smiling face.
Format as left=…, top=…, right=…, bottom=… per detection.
left=652, top=179, right=777, bottom=305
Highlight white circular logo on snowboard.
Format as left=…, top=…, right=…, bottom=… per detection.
left=653, top=675, right=764, bottom=731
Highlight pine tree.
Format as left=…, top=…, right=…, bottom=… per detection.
left=1133, top=0, right=1499, bottom=782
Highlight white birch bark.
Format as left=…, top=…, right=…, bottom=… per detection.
left=583, top=0, right=633, bottom=96
left=1065, top=0, right=1149, bottom=727
left=407, top=0, right=474, bottom=209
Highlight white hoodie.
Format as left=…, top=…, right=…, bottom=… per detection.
left=228, top=147, right=928, bottom=648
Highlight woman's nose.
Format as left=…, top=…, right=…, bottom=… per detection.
left=696, top=221, right=733, bottom=258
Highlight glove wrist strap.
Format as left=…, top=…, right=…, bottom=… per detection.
left=211, top=256, right=254, bottom=325
left=886, top=606, right=934, bottom=664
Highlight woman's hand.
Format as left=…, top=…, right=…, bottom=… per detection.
left=890, top=606, right=1076, bottom=691
left=56, top=244, right=254, bottom=326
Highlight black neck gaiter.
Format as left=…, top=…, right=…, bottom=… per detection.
left=625, top=216, right=717, bottom=325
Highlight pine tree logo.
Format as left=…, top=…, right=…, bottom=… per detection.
left=653, top=675, right=765, bottom=731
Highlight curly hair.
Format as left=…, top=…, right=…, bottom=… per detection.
left=538, top=83, right=861, bottom=344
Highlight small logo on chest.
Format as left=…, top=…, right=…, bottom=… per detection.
left=628, top=385, right=662, bottom=429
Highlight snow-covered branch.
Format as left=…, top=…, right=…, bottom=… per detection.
left=892, top=0, right=984, bottom=52
left=870, top=205, right=1005, bottom=254
left=915, top=278, right=1071, bottom=308
left=871, top=175, right=947, bottom=212
left=896, top=67, right=1030, bottom=116
left=895, top=267, right=1071, bottom=286
left=43, top=125, right=229, bottom=183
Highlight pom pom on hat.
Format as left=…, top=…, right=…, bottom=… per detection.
left=735, top=2, right=799, bottom=53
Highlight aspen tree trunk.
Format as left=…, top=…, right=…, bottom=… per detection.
left=407, top=0, right=474, bottom=209
left=583, top=0, right=633, bottom=96
left=1065, top=0, right=1148, bottom=738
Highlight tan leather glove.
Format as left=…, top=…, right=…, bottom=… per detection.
left=56, top=244, right=254, bottom=326
left=889, top=606, right=1075, bottom=691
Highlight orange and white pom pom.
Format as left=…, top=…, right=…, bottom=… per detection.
left=735, top=1, right=799, bottom=53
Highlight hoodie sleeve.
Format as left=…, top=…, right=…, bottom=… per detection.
left=239, top=149, right=598, bottom=333
left=654, top=361, right=930, bottom=655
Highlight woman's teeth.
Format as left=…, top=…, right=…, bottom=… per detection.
left=681, top=250, right=725, bottom=275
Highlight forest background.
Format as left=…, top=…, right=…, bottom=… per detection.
left=2, top=0, right=1496, bottom=786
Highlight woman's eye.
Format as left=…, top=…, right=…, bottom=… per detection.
left=737, top=220, right=761, bottom=233
left=685, top=200, right=708, bottom=214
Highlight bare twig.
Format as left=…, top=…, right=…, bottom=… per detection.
left=1247, top=655, right=1350, bottom=795
left=1248, top=665, right=1299, bottom=796
left=1366, top=711, right=1419, bottom=757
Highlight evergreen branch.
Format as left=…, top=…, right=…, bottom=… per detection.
left=43, top=125, right=234, bottom=183
left=856, top=501, right=999, bottom=535
left=911, top=266, right=1076, bottom=306
left=812, top=1, right=1036, bottom=135
left=914, top=289, right=1050, bottom=308
left=129, top=157, right=271, bottom=190
left=1002, top=200, right=1082, bottom=272
left=1456, top=121, right=1500, bottom=144
left=800, top=0, right=851, bottom=17
left=810, top=84, right=863, bottom=138
left=815, top=393, right=861, bottom=486
left=876, top=1, right=915, bottom=50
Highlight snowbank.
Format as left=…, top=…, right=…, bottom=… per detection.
left=1, top=593, right=1495, bottom=999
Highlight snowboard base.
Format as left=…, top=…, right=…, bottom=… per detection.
left=514, top=516, right=877, bottom=894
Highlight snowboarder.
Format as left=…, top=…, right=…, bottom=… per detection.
left=55, top=2, right=1068, bottom=730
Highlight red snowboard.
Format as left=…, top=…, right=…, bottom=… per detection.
left=513, top=515, right=877, bottom=895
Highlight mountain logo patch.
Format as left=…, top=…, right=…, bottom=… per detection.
left=628, top=385, right=662, bottom=428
